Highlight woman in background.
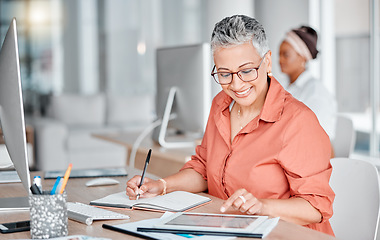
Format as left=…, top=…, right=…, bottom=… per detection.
left=127, top=15, right=335, bottom=236
left=279, top=26, right=337, bottom=157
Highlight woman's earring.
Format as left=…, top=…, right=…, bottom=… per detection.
left=267, top=72, right=273, bottom=77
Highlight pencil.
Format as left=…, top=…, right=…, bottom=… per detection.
left=59, top=163, right=73, bottom=194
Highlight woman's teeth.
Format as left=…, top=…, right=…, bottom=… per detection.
left=236, top=88, right=250, bottom=95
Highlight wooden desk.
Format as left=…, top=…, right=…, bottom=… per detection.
left=93, top=131, right=195, bottom=178
left=0, top=172, right=337, bottom=240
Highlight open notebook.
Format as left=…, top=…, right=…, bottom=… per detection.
left=90, top=191, right=211, bottom=212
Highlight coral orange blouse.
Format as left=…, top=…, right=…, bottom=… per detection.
left=181, top=77, right=335, bottom=235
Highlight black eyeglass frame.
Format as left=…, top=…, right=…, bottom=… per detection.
left=211, top=52, right=268, bottom=85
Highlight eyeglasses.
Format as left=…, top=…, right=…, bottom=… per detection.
left=211, top=52, right=268, bottom=85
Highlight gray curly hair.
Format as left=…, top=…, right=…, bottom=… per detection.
left=210, top=15, right=269, bottom=57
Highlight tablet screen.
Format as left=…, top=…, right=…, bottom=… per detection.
left=164, top=213, right=259, bottom=229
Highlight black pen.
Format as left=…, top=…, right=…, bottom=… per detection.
left=136, top=149, right=152, bottom=200
left=30, top=183, right=42, bottom=195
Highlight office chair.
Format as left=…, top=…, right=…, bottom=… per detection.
left=332, top=115, right=356, bottom=158
left=329, top=157, right=380, bottom=240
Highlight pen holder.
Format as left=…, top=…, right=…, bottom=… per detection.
left=29, top=193, right=68, bottom=239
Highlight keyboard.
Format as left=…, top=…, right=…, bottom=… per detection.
left=67, top=202, right=130, bottom=225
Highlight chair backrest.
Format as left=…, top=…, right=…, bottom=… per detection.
left=332, top=115, right=356, bottom=158
left=329, top=157, right=380, bottom=240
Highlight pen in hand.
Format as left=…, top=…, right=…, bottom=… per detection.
left=136, top=149, right=152, bottom=200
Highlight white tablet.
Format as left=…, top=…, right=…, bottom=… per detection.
left=152, top=212, right=268, bottom=234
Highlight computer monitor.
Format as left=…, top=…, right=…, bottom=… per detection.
left=0, top=18, right=31, bottom=193
left=153, top=43, right=218, bottom=148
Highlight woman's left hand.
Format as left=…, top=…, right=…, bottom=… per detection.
left=220, top=189, right=263, bottom=215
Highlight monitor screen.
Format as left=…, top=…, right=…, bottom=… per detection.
left=0, top=18, right=31, bottom=192
left=153, top=43, right=219, bottom=148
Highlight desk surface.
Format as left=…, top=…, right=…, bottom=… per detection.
left=0, top=170, right=336, bottom=240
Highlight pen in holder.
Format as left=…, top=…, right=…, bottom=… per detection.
left=29, top=192, right=68, bottom=239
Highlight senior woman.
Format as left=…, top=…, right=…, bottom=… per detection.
left=126, top=15, right=335, bottom=236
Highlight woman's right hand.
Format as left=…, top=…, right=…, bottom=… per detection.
left=126, top=175, right=164, bottom=200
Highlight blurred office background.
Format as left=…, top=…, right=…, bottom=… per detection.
left=0, top=0, right=379, bottom=165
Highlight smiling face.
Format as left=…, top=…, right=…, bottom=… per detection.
left=213, top=42, right=272, bottom=108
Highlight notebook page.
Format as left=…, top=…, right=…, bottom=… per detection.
left=90, top=191, right=211, bottom=211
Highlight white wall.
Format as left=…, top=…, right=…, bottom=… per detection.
left=62, top=0, right=99, bottom=94
left=319, top=0, right=336, bottom=96
left=105, top=0, right=139, bottom=95
left=51, top=0, right=64, bottom=94
left=335, top=0, right=369, bottom=36
left=62, top=0, right=80, bottom=93
left=205, top=0, right=254, bottom=40
left=78, top=0, right=99, bottom=94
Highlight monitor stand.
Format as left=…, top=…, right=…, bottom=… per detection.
left=158, top=87, right=197, bottom=149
